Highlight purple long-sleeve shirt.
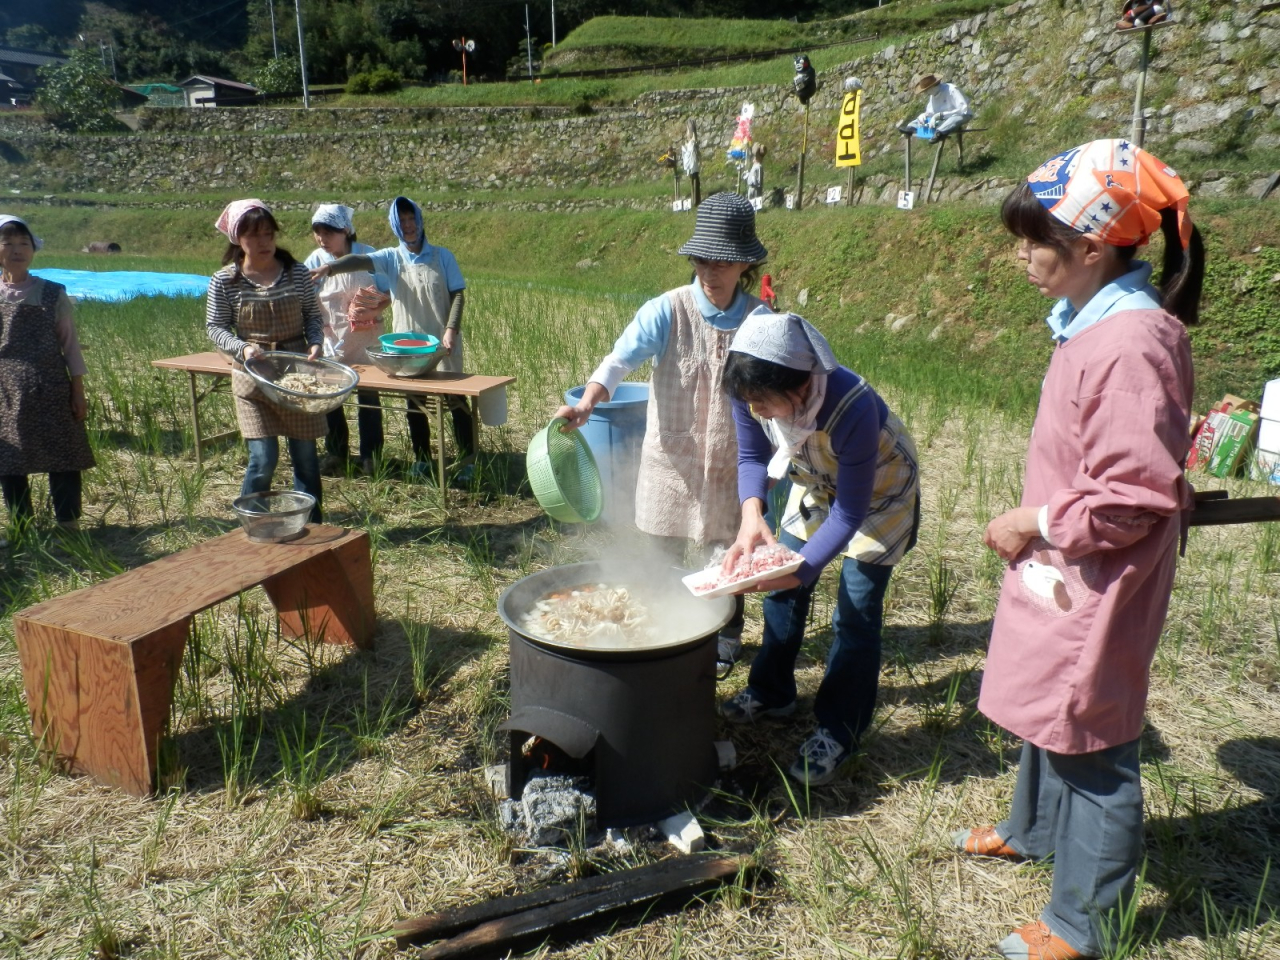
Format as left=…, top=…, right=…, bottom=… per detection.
left=732, top=366, right=888, bottom=585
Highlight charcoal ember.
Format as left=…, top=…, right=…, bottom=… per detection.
left=520, top=773, right=597, bottom=846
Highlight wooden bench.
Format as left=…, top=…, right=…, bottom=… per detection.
left=13, top=525, right=375, bottom=797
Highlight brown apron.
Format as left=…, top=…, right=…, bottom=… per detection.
left=229, top=278, right=326, bottom=440
left=0, top=279, right=95, bottom=475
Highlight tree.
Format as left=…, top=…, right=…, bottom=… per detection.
left=254, top=53, right=301, bottom=93
left=5, top=25, right=61, bottom=53
left=35, top=48, right=121, bottom=132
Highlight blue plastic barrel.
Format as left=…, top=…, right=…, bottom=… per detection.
left=564, top=383, right=649, bottom=526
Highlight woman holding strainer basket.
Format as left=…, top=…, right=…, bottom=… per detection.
left=206, top=199, right=326, bottom=522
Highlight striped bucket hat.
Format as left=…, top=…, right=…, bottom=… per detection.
left=677, top=192, right=768, bottom=263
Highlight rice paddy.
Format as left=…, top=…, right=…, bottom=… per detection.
left=0, top=251, right=1276, bottom=960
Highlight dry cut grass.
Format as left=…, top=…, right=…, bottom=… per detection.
left=0, top=283, right=1277, bottom=960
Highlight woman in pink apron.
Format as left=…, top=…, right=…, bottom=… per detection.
left=955, top=141, right=1204, bottom=960
left=206, top=200, right=326, bottom=521
left=554, top=192, right=768, bottom=679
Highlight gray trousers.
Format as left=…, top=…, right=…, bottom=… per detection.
left=998, top=738, right=1143, bottom=955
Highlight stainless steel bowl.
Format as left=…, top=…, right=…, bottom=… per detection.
left=231, top=490, right=315, bottom=542
left=363, top=347, right=446, bottom=378
left=243, top=352, right=358, bottom=415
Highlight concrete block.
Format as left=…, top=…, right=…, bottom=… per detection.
left=660, top=811, right=705, bottom=855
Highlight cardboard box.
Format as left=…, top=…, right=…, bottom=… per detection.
left=1250, top=448, right=1280, bottom=484
left=1208, top=409, right=1260, bottom=478
left=1221, top=394, right=1261, bottom=416
left=1188, top=408, right=1229, bottom=472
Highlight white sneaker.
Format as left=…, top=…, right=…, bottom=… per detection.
left=788, top=727, right=849, bottom=786
left=720, top=689, right=796, bottom=723
left=715, top=634, right=743, bottom=680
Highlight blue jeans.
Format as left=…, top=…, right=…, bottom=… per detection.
left=746, top=530, right=894, bottom=750
left=999, top=739, right=1143, bottom=956
left=242, top=437, right=322, bottom=522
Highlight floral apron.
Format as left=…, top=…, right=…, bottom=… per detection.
left=0, top=279, right=95, bottom=475
left=228, top=278, right=326, bottom=440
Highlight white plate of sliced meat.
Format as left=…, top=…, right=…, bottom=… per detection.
left=682, top=544, right=805, bottom=598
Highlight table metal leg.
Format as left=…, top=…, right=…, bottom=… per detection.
left=434, top=397, right=447, bottom=512
left=189, top=372, right=203, bottom=468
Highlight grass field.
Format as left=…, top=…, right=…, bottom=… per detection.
left=0, top=194, right=1277, bottom=959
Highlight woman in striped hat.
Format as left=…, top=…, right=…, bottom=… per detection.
left=555, top=191, right=768, bottom=678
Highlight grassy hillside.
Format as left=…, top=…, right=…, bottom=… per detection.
left=543, top=1, right=1004, bottom=73
left=15, top=196, right=1280, bottom=412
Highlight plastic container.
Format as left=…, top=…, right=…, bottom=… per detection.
left=379, top=332, right=440, bottom=355
left=526, top=418, right=603, bottom=524
left=564, top=383, right=649, bottom=526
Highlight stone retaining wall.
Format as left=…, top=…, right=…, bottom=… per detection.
left=2, top=0, right=1276, bottom=201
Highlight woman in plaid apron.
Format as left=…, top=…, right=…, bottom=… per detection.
left=553, top=192, right=768, bottom=679
left=717, top=309, right=919, bottom=786
left=206, top=200, right=325, bottom=521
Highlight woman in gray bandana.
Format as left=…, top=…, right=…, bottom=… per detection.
left=717, top=309, right=919, bottom=786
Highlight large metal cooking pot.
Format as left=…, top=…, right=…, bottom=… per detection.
left=498, top=561, right=735, bottom=826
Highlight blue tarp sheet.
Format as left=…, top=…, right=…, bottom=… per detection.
left=32, top=269, right=209, bottom=302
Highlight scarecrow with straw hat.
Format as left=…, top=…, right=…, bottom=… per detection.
left=897, top=73, right=972, bottom=138
left=555, top=192, right=769, bottom=679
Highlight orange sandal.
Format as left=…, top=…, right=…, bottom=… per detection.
left=952, top=825, right=1024, bottom=859
left=997, top=920, right=1090, bottom=959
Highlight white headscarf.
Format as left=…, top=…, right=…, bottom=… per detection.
left=0, top=215, right=42, bottom=250
left=311, top=203, right=355, bottom=235
left=730, top=307, right=840, bottom=479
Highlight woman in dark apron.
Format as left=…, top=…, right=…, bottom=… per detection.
left=0, top=215, right=95, bottom=539
left=206, top=200, right=325, bottom=521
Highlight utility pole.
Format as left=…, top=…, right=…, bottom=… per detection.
left=268, top=0, right=279, bottom=59
left=294, top=0, right=310, bottom=107
left=551, top=0, right=556, bottom=47
left=524, top=6, right=534, bottom=81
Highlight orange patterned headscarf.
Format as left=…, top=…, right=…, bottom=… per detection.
left=1026, top=139, right=1191, bottom=248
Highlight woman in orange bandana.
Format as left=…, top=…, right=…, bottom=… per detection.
left=954, top=140, right=1204, bottom=960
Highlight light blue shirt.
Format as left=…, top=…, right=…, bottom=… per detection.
left=617, top=283, right=751, bottom=365
left=304, top=241, right=375, bottom=277
left=365, top=241, right=466, bottom=296
left=1047, top=260, right=1161, bottom=343
left=589, top=282, right=755, bottom=396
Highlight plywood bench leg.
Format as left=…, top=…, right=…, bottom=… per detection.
left=262, top=534, right=375, bottom=649
left=14, top=617, right=190, bottom=797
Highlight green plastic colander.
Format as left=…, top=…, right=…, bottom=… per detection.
left=526, top=417, right=603, bottom=523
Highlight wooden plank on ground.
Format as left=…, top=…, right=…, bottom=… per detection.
left=393, top=854, right=748, bottom=953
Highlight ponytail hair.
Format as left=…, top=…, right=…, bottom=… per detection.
left=1158, top=208, right=1204, bottom=326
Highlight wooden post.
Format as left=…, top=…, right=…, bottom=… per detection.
left=904, top=134, right=912, bottom=198
left=1131, top=27, right=1153, bottom=148
left=795, top=103, right=810, bottom=210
